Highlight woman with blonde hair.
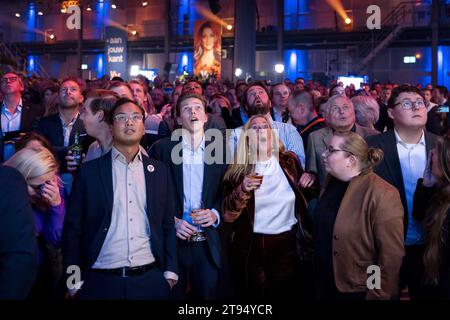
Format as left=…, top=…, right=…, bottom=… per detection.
left=314, top=131, right=404, bottom=300
left=413, top=133, right=450, bottom=298
left=222, top=114, right=312, bottom=299
left=5, top=147, right=66, bottom=298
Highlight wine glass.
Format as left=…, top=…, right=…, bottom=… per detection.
left=189, top=201, right=207, bottom=242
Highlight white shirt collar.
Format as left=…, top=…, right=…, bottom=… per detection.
left=59, top=112, right=80, bottom=127
left=2, top=98, right=23, bottom=114
left=112, top=146, right=143, bottom=165
left=182, top=134, right=205, bottom=152
left=394, top=128, right=425, bottom=147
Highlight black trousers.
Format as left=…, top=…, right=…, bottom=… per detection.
left=76, top=267, right=171, bottom=300
left=401, top=245, right=427, bottom=300
left=175, top=240, right=219, bottom=300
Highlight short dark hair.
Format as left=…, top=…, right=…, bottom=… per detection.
left=434, top=85, right=448, bottom=97
left=388, top=85, right=425, bottom=109
left=108, top=97, right=145, bottom=124
left=60, top=77, right=86, bottom=95
left=15, top=132, right=53, bottom=153
left=243, top=81, right=270, bottom=109
left=270, top=82, right=289, bottom=99
left=175, top=93, right=207, bottom=117
left=86, top=91, right=120, bottom=122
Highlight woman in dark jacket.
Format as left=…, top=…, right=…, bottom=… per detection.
left=222, top=114, right=313, bottom=299
left=413, top=133, right=450, bottom=299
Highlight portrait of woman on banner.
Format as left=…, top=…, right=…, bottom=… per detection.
left=194, top=21, right=221, bottom=79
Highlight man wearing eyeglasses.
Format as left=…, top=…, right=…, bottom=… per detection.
left=63, top=98, right=177, bottom=300
left=0, top=72, right=41, bottom=162
left=367, top=85, right=438, bottom=300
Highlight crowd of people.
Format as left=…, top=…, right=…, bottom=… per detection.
left=0, top=70, right=449, bottom=300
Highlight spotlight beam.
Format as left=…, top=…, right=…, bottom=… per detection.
left=326, top=0, right=350, bottom=23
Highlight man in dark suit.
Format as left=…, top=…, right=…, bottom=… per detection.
left=62, top=98, right=178, bottom=300
left=231, top=82, right=249, bottom=128
left=367, top=85, right=438, bottom=300
left=0, top=165, right=38, bottom=299
left=0, top=72, right=42, bottom=162
left=375, top=86, right=394, bottom=132
left=150, top=93, right=227, bottom=300
left=427, top=85, right=450, bottom=135
left=35, top=78, right=93, bottom=174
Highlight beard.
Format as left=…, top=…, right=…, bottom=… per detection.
left=247, top=99, right=270, bottom=116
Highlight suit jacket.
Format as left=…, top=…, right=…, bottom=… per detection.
left=231, top=108, right=244, bottom=129
left=62, top=151, right=178, bottom=277
left=0, top=166, right=38, bottom=299
left=149, top=136, right=228, bottom=269
left=35, top=113, right=94, bottom=173
left=306, top=125, right=377, bottom=188
left=366, top=129, right=438, bottom=234
left=0, top=100, right=41, bottom=162
left=331, top=172, right=405, bottom=299
left=427, top=102, right=450, bottom=135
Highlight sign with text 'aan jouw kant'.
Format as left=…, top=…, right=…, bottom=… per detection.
left=105, top=26, right=127, bottom=79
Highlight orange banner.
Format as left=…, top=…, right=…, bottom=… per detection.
left=194, top=20, right=222, bottom=80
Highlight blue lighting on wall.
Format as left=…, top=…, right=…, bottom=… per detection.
left=27, top=55, right=37, bottom=74
left=95, top=54, right=105, bottom=78
left=26, top=2, right=36, bottom=42
left=96, top=0, right=107, bottom=39
left=178, top=52, right=193, bottom=74
left=438, top=46, right=450, bottom=88
left=176, top=0, right=199, bottom=36
left=284, top=0, right=309, bottom=31
left=177, top=0, right=189, bottom=36
left=417, top=47, right=432, bottom=87
left=284, top=49, right=308, bottom=81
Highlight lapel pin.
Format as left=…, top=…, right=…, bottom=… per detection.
left=147, top=164, right=155, bottom=173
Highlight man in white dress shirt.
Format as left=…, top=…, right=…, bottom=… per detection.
left=63, top=98, right=178, bottom=300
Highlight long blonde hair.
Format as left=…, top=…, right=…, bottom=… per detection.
left=224, top=115, right=285, bottom=184
left=4, top=147, right=60, bottom=184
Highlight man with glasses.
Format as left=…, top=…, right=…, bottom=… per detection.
left=63, top=98, right=178, bottom=299
left=0, top=72, right=41, bottom=162
left=367, top=85, right=438, bottom=300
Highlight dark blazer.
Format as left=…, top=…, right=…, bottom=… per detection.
left=366, top=129, right=438, bottom=233
left=231, top=107, right=244, bottom=128
left=62, top=151, right=178, bottom=278
left=412, top=179, right=450, bottom=298
left=0, top=166, right=38, bottom=299
left=149, top=136, right=228, bottom=269
left=427, top=103, right=450, bottom=135
left=0, top=100, right=41, bottom=162
left=35, top=113, right=93, bottom=173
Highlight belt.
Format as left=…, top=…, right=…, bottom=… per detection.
left=92, top=263, right=155, bottom=277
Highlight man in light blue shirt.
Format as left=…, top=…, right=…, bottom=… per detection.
left=150, top=93, right=228, bottom=300
left=0, top=72, right=40, bottom=162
